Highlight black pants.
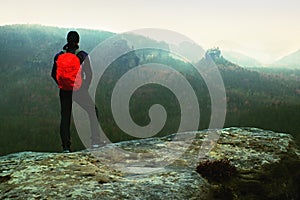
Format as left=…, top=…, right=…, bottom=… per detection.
left=59, top=89, right=101, bottom=150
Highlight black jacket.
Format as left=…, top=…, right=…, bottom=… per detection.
left=51, top=48, right=92, bottom=90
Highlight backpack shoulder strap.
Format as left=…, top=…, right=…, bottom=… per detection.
left=75, top=49, right=87, bottom=64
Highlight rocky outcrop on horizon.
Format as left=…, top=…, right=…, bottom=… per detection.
left=0, top=127, right=299, bottom=199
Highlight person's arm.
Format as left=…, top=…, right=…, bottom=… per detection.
left=83, top=55, right=92, bottom=88
left=78, top=51, right=92, bottom=89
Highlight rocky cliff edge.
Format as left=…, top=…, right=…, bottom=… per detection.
left=0, top=127, right=299, bottom=199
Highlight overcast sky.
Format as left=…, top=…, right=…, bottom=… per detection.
left=1, top=0, right=299, bottom=63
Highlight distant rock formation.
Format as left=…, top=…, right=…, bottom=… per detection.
left=0, top=127, right=299, bottom=199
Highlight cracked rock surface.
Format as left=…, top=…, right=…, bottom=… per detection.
left=0, top=127, right=299, bottom=199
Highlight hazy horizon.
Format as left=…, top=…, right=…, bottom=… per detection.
left=1, top=0, right=299, bottom=64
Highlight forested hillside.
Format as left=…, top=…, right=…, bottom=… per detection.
left=206, top=49, right=300, bottom=138
left=0, top=24, right=299, bottom=156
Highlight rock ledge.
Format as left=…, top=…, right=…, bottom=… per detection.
left=0, top=127, right=299, bottom=199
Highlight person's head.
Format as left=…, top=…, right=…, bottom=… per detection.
left=67, top=31, right=80, bottom=44
left=63, top=31, right=80, bottom=50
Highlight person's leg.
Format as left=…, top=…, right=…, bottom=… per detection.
left=73, top=89, right=102, bottom=146
left=59, top=90, right=73, bottom=151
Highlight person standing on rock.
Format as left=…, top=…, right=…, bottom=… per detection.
left=51, top=31, right=102, bottom=153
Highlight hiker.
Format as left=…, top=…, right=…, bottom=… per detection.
left=51, top=31, right=102, bottom=153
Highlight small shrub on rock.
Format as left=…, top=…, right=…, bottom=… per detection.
left=196, top=159, right=238, bottom=183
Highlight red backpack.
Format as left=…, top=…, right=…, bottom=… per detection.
left=56, top=50, right=82, bottom=91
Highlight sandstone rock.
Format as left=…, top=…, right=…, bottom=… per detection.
left=0, top=127, right=299, bottom=199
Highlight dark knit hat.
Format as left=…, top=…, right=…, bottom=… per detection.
left=67, top=31, right=80, bottom=44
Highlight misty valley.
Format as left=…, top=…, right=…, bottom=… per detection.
left=0, top=24, right=300, bottom=156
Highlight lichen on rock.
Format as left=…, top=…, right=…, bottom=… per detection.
left=0, top=127, right=299, bottom=199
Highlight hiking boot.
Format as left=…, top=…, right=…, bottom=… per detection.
left=92, top=144, right=101, bottom=148
left=63, top=148, right=71, bottom=153
left=91, top=141, right=107, bottom=149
